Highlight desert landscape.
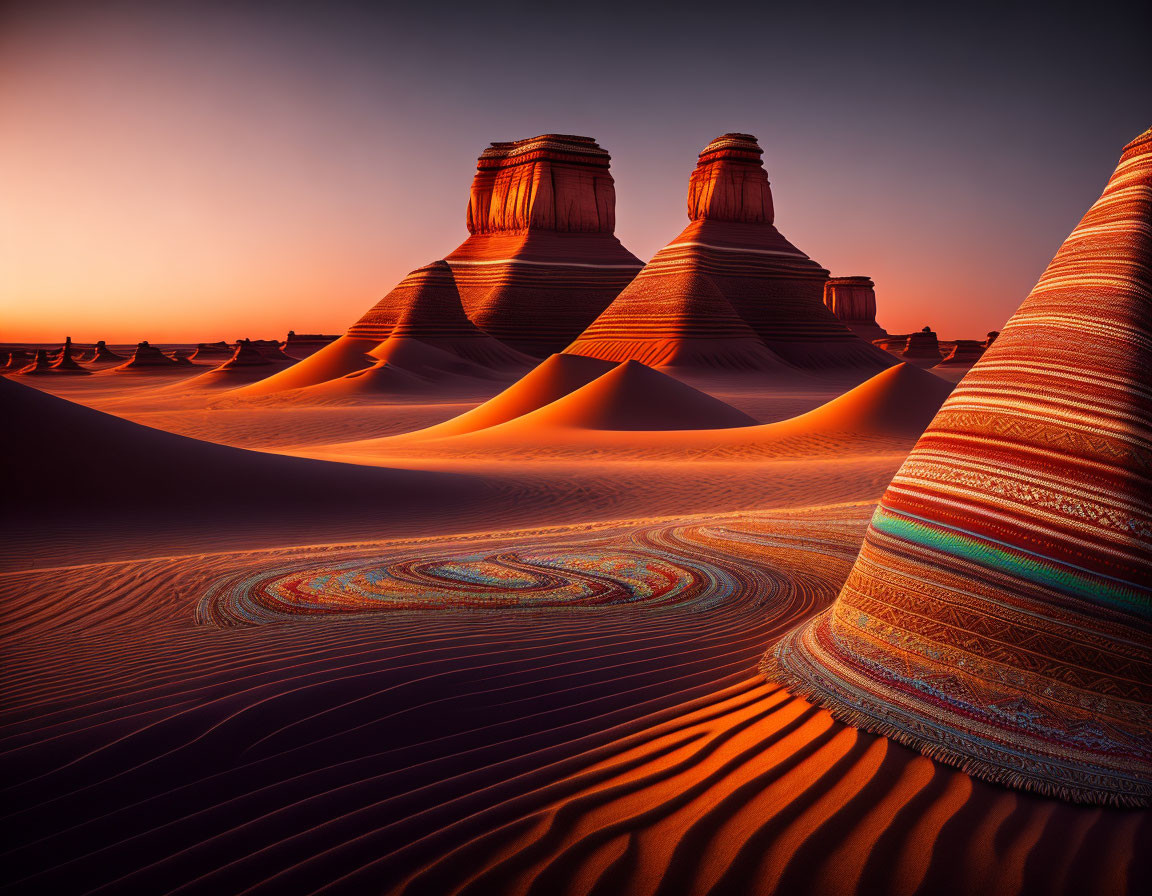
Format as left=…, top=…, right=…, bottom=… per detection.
left=2, top=4, right=1149, bottom=894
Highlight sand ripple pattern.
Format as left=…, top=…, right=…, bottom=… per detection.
left=1, top=506, right=1146, bottom=895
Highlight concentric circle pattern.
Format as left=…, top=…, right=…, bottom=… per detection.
left=195, top=521, right=812, bottom=625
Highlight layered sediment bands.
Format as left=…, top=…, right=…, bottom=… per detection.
left=766, top=128, right=1152, bottom=807
left=351, top=261, right=531, bottom=371
left=566, top=265, right=798, bottom=372
left=824, top=276, right=888, bottom=341
left=569, top=133, right=893, bottom=375
left=447, top=135, right=643, bottom=356
left=824, top=277, right=877, bottom=324
left=467, top=134, right=617, bottom=234
left=688, top=133, right=775, bottom=224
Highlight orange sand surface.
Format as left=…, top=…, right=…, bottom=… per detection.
left=2, top=362, right=1144, bottom=895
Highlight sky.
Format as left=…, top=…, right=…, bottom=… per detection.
left=1, top=0, right=1149, bottom=343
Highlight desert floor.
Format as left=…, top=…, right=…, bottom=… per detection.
left=2, top=361, right=1146, bottom=896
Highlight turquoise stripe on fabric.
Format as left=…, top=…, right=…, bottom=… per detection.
left=871, top=505, right=1151, bottom=618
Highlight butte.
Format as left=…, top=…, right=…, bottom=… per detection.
left=245, top=135, right=641, bottom=395
left=566, top=133, right=895, bottom=378
left=765, top=127, right=1152, bottom=807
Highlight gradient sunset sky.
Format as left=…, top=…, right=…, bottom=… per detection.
left=2, top=0, right=1149, bottom=343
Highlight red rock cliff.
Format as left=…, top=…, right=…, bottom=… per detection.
left=687, top=133, right=774, bottom=224
left=466, top=135, right=617, bottom=234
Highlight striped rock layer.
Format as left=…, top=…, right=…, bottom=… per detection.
left=568, top=134, right=894, bottom=373
left=765, top=128, right=1152, bottom=807
left=348, top=261, right=530, bottom=369
left=446, top=135, right=643, bottom=356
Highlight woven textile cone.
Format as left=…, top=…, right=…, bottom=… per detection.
left=764, top=128, right=1152, bottom=807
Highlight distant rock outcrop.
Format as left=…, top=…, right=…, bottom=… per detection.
left=16, top=340, right=90, bottom=376
left=2, top=350, right=33, bottom=371
left=190, top=341, right=234, bottom=360
left=445, top=135, right=644, bottom=356
left=900, top=326, right=942, bottom=365
left=49, top=337, right=90, bottom=373
left=15, top=350, right=56, bottom=375
left=91, top=341, right=125, bottom=363
left=823, top=276, right=888, bottom=341
left=221, top=340, right=273, bottom=368
left=567, top=134, right=893, bottom=377
left=937, top=339, right=985, bottom=366
left=115, top=341, right=180, bottom=370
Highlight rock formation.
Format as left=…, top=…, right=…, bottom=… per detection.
left=900, top=326, right=941, bottom=365
left=15, top=350, right=55, bottom=375
left=115, top=341, right=180, bottom=370
left=765, top=127, right=1152, bottom=807
left=283, top=331, right=339, bottom=359
left=49, top=337, right=89, bottom=373
left=239, top=134, right=640, bottom=394
left=937, top=339, right=985, bottom=366
left=90, top=341, right=125, bottom=363
left=823, top=276, right=888, bottom=341
left=445, top=135, right=644, bottom=356
left=190, top=341, right=233, bottom=360
left=565, top=265, right=798, bottom=373
left=370, top=262, right=532, bottom=369
left=221, top=340, right=273, bottom=368
left=3, top=350, right=33, bottom=371
left=568, top=134, right=894, bottom=376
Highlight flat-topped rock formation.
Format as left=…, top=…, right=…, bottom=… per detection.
left=190, top=341, right=234, bottom=360
left=900, top=326, right=942, bottom=365
left=765, top=127, right=1152, bottom=808
left=445, top=134, right=643, bottom=356
left=823, top=276, right=888, bottom=341
left=283, top=331, right=339, bottom=359
left=937, top=338, right=985, bottom=366
left=115, top=341, right=180, bottom=370
left=569, top=134, right=893, bottom=376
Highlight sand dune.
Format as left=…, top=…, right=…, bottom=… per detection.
left=500, top=360, right=758, bottom=431
left=326, top=362, right=951, bottom=461
left=233, top=334, right=381, bottom=394
left=401, top=353, right=619, bottom=439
